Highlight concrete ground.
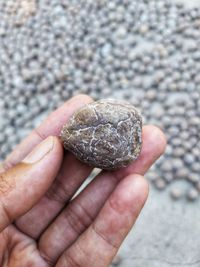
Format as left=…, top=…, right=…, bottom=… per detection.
left=117, top=184, right=200, bottom=267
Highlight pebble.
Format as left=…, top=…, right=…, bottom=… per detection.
left=170, top=187, right=183, bottom=200
left=173, top=147, right=185, bottom=157
left=155, top=178, right=167, bottom=190
left=172, top=158, right=184, bottom=170
left=184, top=154, right=195, bottom=165
left=187, top=188, right=199, bottom=201
left=187, top=173, right=200, bottom=184
left=163, top=172, right=174, bottom=183
left=160, top=161, right=173, bottom=172
left=176, top=168, right=189, bottom=180
left=191, top=163, right=200, bottom=173
left=147, top=171, right=160, bottom=183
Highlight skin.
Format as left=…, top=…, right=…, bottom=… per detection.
left=0, top=95, right=166, bottom=267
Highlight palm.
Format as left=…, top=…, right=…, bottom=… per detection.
left=0, top=95, right=166, bottom=267
left=0, top=226, right=48, bottom=267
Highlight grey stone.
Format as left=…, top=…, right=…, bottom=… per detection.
left=172, top=158, right=184, bottom=170
left=188, top=173, right=200, bottom=184
left=187, top=188, right=199, bottom=201
left=170, top=187, right=183, bottom=200
left=147, top=171, right=160, bottom=183
left=163, top=172, right=174, bottom=183
left=154, top=178, right=167, bottom=190
left=160, top=161, right=172, bottom=172
left=184, top=154, right=195, bottom=165
left=191, top=162, right=200, bottom=173
left=176, top=168, right=189, bottom=180
left=173, top=147, right=185, bottom=157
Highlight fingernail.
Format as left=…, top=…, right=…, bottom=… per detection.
left=23, top=136, right=54, bottom=164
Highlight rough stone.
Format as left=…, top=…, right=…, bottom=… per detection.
left=60, top=99, right=142, bottom=170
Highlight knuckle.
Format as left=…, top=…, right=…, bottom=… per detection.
left=33, top=128, right=46, bottom=140
left=65, top=202, right=93, bottom=235
left=63, top=251, right=82, bottom=267
left=92, top=222, right=118, bottom=250
left=63, top=242, right=93, bottom=267
left=40, top=251, right=55, bottom=267
left=46, top=179, right=72, bottom=204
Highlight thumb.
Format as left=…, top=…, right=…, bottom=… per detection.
left=0, top=136, right=63, bottom=232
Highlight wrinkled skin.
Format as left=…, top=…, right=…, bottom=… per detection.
left=0, top=95, right=166, bottom=267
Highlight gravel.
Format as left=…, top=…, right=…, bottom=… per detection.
left=0, top=0, right=200, bottom=201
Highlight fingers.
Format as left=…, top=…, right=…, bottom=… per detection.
left=3, top=94, right=93, bottom=170
left=15, top=154, right=93, bottom=238
left=55, top=174, right=148, bottom=267
left=0, top=136, right=63, bottom=232
left=16, top=124, right=163, bottom=239
left=38, top=125, right=165, bottom=263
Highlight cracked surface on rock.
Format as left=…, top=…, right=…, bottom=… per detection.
left=60, top=99, right=142, bottom=170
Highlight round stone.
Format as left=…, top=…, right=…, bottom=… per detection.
left=187, top=188, right=199, bottom=201
left=147, top=171, right=159, bottom=182
left=170, top=187, right=183, bottom=200
left=188, top=173, right=200, bottom=184
left=154, top=178, right=166, bottom=190
left=191, top=162, right=200, bottom=173
left=160, top=160, right=172, bottom=172
left=60, top=99, right=142, bottom=170
left=176, top=168, right=189, bottom=180
left=163, top=172, right=174, bottom=183
left=184, top=154, right=195, bottom=165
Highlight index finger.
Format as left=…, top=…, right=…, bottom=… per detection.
left=3, top=94, right=93, bottom=170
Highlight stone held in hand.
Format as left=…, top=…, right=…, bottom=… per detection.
left=60, top=99, right=142, bottom=170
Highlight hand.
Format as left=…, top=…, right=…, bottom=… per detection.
left=0, top=95, right=166, bottom=267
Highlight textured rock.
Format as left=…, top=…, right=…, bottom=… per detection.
left=60, top=99, right=142, bottom=170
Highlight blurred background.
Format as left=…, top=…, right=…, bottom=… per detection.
left=0, top=0, right=200, bottom=266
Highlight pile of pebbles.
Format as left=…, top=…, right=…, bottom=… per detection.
left=0, top=0, right=199, bottom=201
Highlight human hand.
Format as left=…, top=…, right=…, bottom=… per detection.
left=0, top=95, right=166, bottom=267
